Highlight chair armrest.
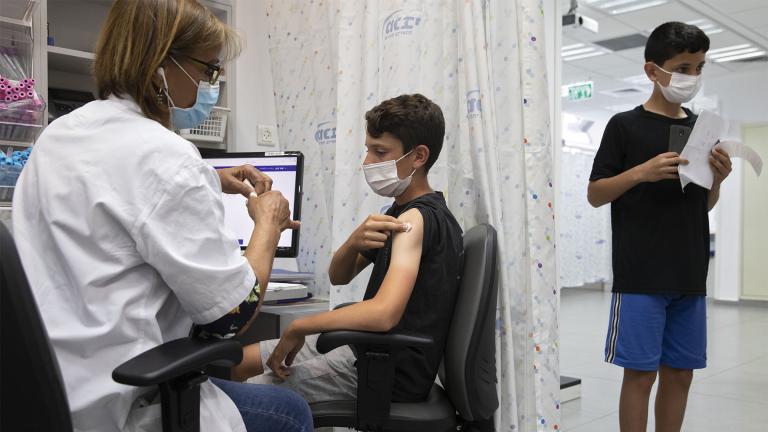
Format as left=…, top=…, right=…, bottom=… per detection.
left=316, top=330, right=433, bottom=354
left=112, top=338, right=242, bottom=387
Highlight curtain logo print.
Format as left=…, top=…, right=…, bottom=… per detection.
left=382, top=9, right=422, bottom=40
left=314, top=121, right=337, bottom=145
left=466, top=90, right=483, bottom=119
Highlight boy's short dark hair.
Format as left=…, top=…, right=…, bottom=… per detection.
left=645, top=22, right=710, bottom=66
left=365, top=94, right=445, bottom=172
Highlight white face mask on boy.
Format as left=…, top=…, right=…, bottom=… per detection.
left=362, top=151, right=416, bottom=197
left=655, top=65, right=702, bottom=104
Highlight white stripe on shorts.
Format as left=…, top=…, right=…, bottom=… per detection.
left=607, top=293, right=622, bottom=363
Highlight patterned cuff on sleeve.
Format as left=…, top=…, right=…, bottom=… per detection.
left=193, top=282, right=260, bottom=340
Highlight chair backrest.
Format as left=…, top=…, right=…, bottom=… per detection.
left=441, top=223, right=499, bottom=422
left=0, top=222, right=73, bottom=431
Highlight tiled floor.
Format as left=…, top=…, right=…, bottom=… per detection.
left=560, top=288, right=768, bottom=431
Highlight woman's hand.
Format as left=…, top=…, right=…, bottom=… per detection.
left=247, top=191, right=300, bottom=232
left=217, top=165, right=273, bottom=197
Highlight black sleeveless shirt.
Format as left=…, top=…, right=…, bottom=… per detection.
left=361, top=192, right=463, bottom=401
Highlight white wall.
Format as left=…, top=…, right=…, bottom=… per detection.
left=706, top=69, right=768, bottom=125
left=706, top=68, right=768, bottom=301
left=232, top=0, right=279, bottom=152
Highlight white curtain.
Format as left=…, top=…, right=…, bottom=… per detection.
left=263, top=0, right=340, bottom=298
left=264, top=1, right=559, bottom=430
left=557, top=148, right=612, bottom=288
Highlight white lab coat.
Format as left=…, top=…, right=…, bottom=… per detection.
left=12, top=96, right=252, bottom=432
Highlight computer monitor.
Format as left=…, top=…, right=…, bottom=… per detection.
left=203, top=151, right=303, bottom=257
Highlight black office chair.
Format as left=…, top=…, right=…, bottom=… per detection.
left=310, top=223, right=500, bottom=431
left=0, top=222, right=242, bottom=432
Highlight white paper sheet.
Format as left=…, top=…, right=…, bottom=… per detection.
left=718, top=140, right=763, bottom=177
left=679, top=110, right=727, bottom=190
left=678, top=110, right=763, bottom=190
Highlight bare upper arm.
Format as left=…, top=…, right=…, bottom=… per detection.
left=370, top=208, right=424, bottom=325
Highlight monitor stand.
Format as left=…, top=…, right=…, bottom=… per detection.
left=273, top=257, right=298, bottom=271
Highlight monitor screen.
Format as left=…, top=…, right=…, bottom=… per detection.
left=203, top=151, right=303, bottom=257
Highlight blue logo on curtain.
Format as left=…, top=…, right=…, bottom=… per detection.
left=382, top=10, right=422, bottom=40
left=466, top=90, right=482, bottom=119
left=314, top=121, right=336, bottom=145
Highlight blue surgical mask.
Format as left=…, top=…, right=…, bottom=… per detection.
left=159, top=57, right=219, bottom=130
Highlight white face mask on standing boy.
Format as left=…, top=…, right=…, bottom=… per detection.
left=654, top=65, right=702, bottom=104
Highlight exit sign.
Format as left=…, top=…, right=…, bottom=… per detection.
left=563, top=81, right=594, bottom=101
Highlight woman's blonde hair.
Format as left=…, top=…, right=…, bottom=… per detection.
left=94, top=0, right=241, bottom=127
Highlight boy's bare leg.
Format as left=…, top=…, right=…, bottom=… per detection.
left=619, top=368, right=657, bottom=432
left=231, top=343, right=264, bottom=382
left=654, top=365, right=693, bottom=432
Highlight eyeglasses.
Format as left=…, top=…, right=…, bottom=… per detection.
left=186, top=56, right=222, bottom=85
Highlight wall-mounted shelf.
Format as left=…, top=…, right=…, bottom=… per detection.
left=0, top=139, right=34, bottom=148
left=35, top=0, right=235, bottom=150
left=47, top=45, right=94, bottom=75
left=0, top=15, right=31, bottom=28
left=0, top=0, right=38, bottom=27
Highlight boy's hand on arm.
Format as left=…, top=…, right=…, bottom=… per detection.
left=270, top=210, right=423, bottom=378
left=347, top=214, right=409, bottom=252
left=588, top=152, right=688, bottom=208
left=329, top=214, right=408, bottom=285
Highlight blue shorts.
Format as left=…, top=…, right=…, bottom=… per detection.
left=604, top=293, right=707, bottom=371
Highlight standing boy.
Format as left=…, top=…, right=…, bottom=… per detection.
left=588, top=22, right=732, bottom=432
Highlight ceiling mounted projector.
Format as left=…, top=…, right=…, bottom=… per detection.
left=562, top=13, right=599, bottom=34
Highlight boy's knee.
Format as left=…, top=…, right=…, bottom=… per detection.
left=660, top=365, right=693, bottom=387
left=623, top=368, right=657, bottom=390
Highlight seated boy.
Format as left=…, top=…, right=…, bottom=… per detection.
left=231, top=93, right=464, bottom=403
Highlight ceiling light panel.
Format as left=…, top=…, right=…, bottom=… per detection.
left=564, top=51, right=609, bottom=61
left=709, top=47, right=760, bottom=59
left=707, top=44, right=752, bottom=55
left=562, top=43, right=585, bottom=51
left=684, top=19, right=724, bottom=35
left=715, top=50, right=767, bottom=62
left=562, top=47, right=598, bottom=56
left=609, top=0, right=668, bottom=15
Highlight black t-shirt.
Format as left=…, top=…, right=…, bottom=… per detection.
left=589, top=105, right=709, bottom=296
left=360, top=191, right=463, bottom=402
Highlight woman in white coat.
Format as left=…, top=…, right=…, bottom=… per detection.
left=12, top=0, right=312, bottom=431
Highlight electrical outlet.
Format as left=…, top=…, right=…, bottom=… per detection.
left=258, top=125, right=277, bottom=146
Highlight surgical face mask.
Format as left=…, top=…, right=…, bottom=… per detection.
left=655, top=65, right=702, bottom=104
left=363, top=151, right=415, bottom=197
left=158, top=57, right=219, bottom=130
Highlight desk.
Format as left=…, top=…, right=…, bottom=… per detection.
left=237, top=299, right=330, bottom=345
